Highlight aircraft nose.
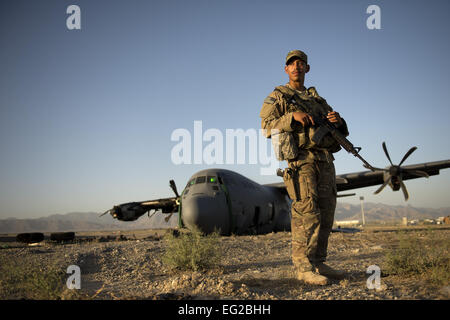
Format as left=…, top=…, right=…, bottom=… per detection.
left=181, top=195, right=230, bottom=235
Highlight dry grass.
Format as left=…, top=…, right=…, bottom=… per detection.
left=0, top=257, right=81, bottom=299
left=383, top=229, right=450, bottom=286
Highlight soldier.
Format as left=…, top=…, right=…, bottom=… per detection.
left=260, top=50, right=349, bottom=285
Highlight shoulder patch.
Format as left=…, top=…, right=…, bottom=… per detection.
left=263, top=96, right=276, bottom=104
left=260, top=94, right=280, bottom=118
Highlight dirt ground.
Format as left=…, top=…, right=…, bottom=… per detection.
left=1, top=226, right=449, bottom=300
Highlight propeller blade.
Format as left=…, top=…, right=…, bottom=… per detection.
left=404, top=169, right=429, bottom=178
left=399, top=179, right=409, bottom=201
left=382, top=142, right=394, bottom=166
left=169, top=180, right=180, bottom=198
left=398, top=146, right=417, bottom=166
left=165, top=211, right=174, bottom=222
left=374, top=176, right=391, bottom=195
left=99, top=210, right=110, bottom=217
left=147, top=209, right=157, bottom=219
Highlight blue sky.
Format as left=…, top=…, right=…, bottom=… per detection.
left=1, top=0, right=449, bottom=219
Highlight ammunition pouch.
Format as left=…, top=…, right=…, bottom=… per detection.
left=271, top=131, right=299, bottom=161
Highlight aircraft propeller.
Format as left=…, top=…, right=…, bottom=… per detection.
left=371, top=142, right=429, bottom=200
left=165, top=179, right=180, bottom=222
left=169, top=179, right=180, bottom=198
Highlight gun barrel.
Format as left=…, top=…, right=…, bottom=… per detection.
left=316, top=115, right=376, bottom=172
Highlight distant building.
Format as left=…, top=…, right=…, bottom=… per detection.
left=402, top=217, right=408, bottom=226
left=334, top=220, right=360, bottom=227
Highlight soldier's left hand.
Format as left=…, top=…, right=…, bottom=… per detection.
left=327, top=111, right=343, bottom=125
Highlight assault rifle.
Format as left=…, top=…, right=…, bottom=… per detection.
left=311, top=115, right=376, bottom=171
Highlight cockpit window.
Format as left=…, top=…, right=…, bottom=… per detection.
left=207, top=176, right=217, bottom=184
left=195, top=176, right=206, bottom=184
left=186, top=178, right=195, bottom=188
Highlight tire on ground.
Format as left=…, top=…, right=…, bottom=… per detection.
left=16, top=232, right=44, bottom=243
left=50, top=232, right=75, bottom=242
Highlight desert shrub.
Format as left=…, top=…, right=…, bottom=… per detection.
left=383, top=229, right=450, bottom=285
left=0, top=258, right=74, bottom=299
left=163, top=227, right=222, bottom=271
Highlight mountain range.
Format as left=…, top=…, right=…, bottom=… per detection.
left=0, top=202, right=449, bottom=234
left=0, top=211, right=178, bottom=234
left=334, top=202, right=449, bottom=222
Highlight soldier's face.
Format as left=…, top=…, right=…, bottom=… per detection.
left=284, top=58, right=309, bottom=82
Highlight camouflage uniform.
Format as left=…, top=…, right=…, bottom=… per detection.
left=260, top=63, right=349, bottom=273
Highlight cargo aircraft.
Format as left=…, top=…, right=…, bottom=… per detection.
left=102, top=143, right=450, bottom=235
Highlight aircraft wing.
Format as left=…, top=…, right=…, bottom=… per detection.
left=336, top=159, right=450, bottom=192
left=264, top=159, right=450, bottom=194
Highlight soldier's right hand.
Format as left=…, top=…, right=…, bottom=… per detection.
left=293, top=111, right=315, bottom=127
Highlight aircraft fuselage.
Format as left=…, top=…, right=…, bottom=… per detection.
left=180, top=169, right=291, bottom=235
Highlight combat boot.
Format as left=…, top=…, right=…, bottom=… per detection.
left=315, top=263, right=345, bottom=279
left=296, top=271, right=329, bottom=286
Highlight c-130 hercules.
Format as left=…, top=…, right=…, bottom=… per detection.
left=102, top=142, right=450, bottom=235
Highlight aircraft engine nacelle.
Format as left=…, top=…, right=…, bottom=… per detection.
left=103, top=197, right=179, bottom=221
left=383, top=171, right=401, bottom=191
left=110, top=202, right=148, bottom=221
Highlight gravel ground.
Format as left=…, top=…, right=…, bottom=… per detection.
left=1, top=227, right=449, bottom=300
